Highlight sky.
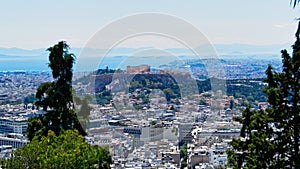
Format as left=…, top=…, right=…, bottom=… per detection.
left=0, top=0, right=299, bottom=49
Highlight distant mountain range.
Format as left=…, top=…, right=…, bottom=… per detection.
left=0, top=43, right=292, bottom=56
left=0, top=43, right=290, bottom=72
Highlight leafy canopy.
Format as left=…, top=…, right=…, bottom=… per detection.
left=1, top=130, right=112, bottom=169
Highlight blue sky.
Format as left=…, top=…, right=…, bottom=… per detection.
left=0, top=0, right=299, bottom=49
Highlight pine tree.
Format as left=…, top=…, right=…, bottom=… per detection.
left=227, top=22, right=300, bottom=169
left=27, top=41, right=86, bottom=141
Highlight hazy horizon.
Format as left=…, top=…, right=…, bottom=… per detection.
left=1, top=1, right=299, bottom=49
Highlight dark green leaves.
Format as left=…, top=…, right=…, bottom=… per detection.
left=28, top=41, right=86, bottom=141
left=228, top=21, right=300, bottom=169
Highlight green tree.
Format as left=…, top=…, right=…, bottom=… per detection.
left=75, top=94, right=93, bottom=131
left=27, top=41, right=85, bottom=141
left=180, top=143, right=188, bottom=169
left=227, top=107, right=276, bottom=168
left=163, top=88, right=176, bottom=101
left=75, top=95, right=92, bottom=117
left=227, top=23, right=300, bottom=168
left=229, top=99, right=234, bottom=109
left=199, top=99, right=207, bottom=105
left=1, top=130, right=112, bottom=169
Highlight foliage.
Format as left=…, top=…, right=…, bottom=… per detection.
left=23, top=94, right=37, bottom=105
left=75, top=95, right=92, bottom=117
left=227, top=107, right=275, bottom=168
left=74, top=94, right=93, bottom=131
left=96, top=90, right=113, bottom=105
left=151, top=120, right=157, bottom=125
left=180, top=143, right=188, bottom=169
left=0, top=130, right=112, bottom=169
left=229, top=99, right=234, bottom=109
left=228, top=22, right=300, bottom=168
left=90, top=71, right=266, bottom=106
left=199, top=99, right=207, bottom=105
left=226, top=79, right=267, bottom=104
left=27, top=41, right=85, bottom=141
left=133, top=104, right=144, bottom=110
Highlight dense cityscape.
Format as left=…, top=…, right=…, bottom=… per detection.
left=2, top=0, right=300, bottom=168
left=0, top=61, right=271, bottom=168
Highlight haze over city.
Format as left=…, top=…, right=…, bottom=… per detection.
left=0, top=0, right=299, bottom=49
left=1, top=1, right=300, bottom=168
